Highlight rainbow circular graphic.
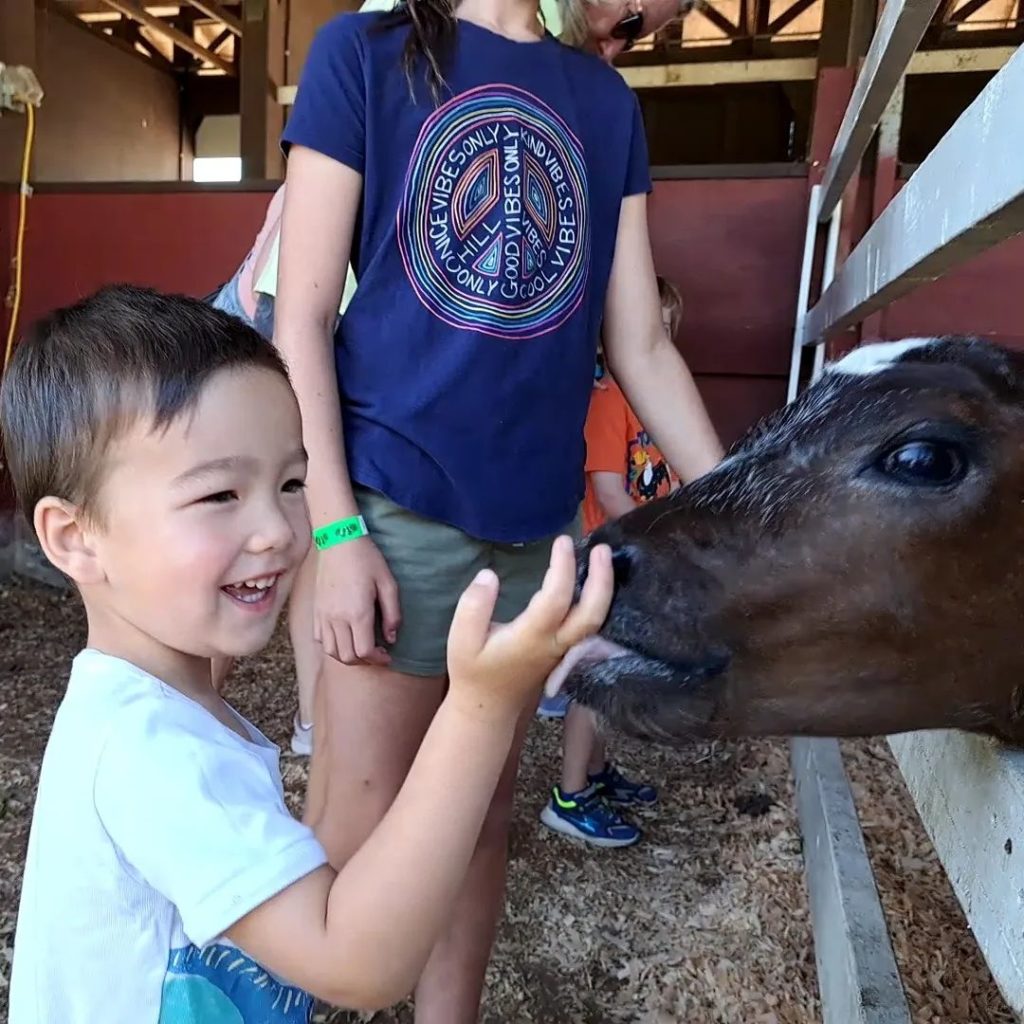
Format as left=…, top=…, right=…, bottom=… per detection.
left=398, top=84, right=591, bottom=340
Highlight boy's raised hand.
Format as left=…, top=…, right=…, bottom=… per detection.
left=225, top=537, right=612, bottom=1012
left=446, top=536, right=614, bottom=721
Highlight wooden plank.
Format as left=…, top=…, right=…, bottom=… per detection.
left=890, top=730, right=1024, bottom=1015
left=817, top=0, right=943, bottom=222
left=792, top=738, right=912, bottom=1024
left=909, top=44, right=1015, bottom=72
left=29, top=180, right=280, bottom=193
left=803, top=42, right=1024, bottom=344
left=278, top=47, right=1013, bottom=104
left=584, top=56, right=816, bottom=87
left=652, top=161, right=808, bottom=179
left=280, top=59, right=818, bottom=104
left=183, top=0, right=242, bottom=36
left=99, top=0, right=235, bottom=73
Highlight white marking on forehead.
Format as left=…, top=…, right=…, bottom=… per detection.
left=827, top=338, right=937, bottom=377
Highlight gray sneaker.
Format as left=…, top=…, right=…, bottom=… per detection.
left=290, top=714, right=313, bottom=756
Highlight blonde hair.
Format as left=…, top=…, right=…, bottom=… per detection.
left=559, top=0, right=603, bottom=48
left=657, top=275, right=684, bottom=338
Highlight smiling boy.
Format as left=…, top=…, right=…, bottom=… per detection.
left=2, top=284, right=612, bottom=1023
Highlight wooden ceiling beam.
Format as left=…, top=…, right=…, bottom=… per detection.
left=99, top=0, right=236, bottom=73
left=183, top=0, right=242, bottom=36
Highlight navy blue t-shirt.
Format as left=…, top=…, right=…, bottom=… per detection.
left=282, top=12, right=652, bottom=542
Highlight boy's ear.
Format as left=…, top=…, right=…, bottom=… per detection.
left=33, top=497, right=106, bottom=585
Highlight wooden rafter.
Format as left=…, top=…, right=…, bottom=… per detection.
left=121, top=17, right=175, bottom=68
left=98, top=0, right=236, bottom=74
left=207, top=25, right=233, bottom=53
left=183, top=0, right=242, bottom=36
left=739, top=0, right=760, bottom=36
left=693, top=0, right=742, bottom=36
left=46, top=1, right=175, bottom=73
left=948, top=0, right=995, bottom=22
left=926, top=0, right=958, bottom=41
left=769, top=0, right=820, bottom=32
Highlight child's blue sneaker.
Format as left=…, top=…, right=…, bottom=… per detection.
left=589, top=762, right=658, bottom=806
left=536, top=691, right=570, bottom=719
left=540, top=785, right=641, bottom=848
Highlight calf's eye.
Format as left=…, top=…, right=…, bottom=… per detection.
left=876, top=440, right=966, bottom=488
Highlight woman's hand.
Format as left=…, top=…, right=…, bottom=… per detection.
left=313, top=537, right=402, bottom=666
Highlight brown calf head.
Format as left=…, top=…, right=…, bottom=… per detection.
left=562, top=338, right=1024, bottom=746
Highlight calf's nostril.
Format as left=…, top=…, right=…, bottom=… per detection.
left=574, top=559, right=589, bottom=600
left=574, top=538, right=636, bottom=599
left=611, top=545, right=637, bottom=589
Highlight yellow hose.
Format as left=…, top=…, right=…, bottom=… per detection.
left=4, top=101, right=36, bottom=377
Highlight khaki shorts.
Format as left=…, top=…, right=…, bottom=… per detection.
left=356, top=485, right=582, bottom=677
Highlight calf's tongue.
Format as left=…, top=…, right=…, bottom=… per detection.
left=544, top=636, right=630, bottom=698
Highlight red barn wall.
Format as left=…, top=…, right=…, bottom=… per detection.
left=3, top=174, right=1024, bottom=532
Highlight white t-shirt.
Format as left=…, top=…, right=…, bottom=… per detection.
left=10, top=649, right=328, bottom=1024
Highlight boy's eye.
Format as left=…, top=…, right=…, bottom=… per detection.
left=199, top=490, right=238, bottom=505
left=283, top=479, right=306, bottom=494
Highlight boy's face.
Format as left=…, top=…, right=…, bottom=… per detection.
left=85, top=366, right=310, bottom=661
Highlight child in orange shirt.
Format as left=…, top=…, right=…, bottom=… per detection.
left=540, top=277, right=683, bottom=848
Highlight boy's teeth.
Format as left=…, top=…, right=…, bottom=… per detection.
left=237, top=576, right=274, bottom=590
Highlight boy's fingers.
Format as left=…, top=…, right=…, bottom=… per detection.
left=555, top=544, right=614, bottom=648
left=519, top=535, right=577, bottom=628
left=448, top=569, right=501, bottom=662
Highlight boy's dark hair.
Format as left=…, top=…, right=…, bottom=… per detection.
left=0, top=284, right=290, bottom=524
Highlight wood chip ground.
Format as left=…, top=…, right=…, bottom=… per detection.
left=0, top=577, right=1014, bottom=1022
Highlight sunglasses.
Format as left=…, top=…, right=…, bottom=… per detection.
left=610, top=2, right=645, bottom=50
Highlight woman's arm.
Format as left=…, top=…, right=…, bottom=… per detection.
left=274, top=146, right=400, bottom=665
left=275, top=147, right=359, bottom=525
left=601, top=195, right=725, bottom=484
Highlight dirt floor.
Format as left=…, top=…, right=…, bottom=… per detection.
left=0, top=575, right=1016, bottom=1023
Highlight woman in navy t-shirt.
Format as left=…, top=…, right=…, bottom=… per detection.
left=274, top=1, right=723, bottom=1018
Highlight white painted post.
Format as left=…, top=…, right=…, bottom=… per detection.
left=803, top=42, right=1024, bottom=344
left=793, top=738, right=913, bottom=1024
left=889, top=731, right=1024, bottom=1015
left=810, top=202, right=843, bottom=382
left=816, top=0, right=943, bottom=223
left=787, top=185, right=823, bottom=403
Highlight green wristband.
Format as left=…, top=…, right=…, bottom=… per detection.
left=313, top=515, right=368, bottom=552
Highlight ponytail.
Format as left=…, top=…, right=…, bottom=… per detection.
left=378, top=0, right=457, bottom=105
